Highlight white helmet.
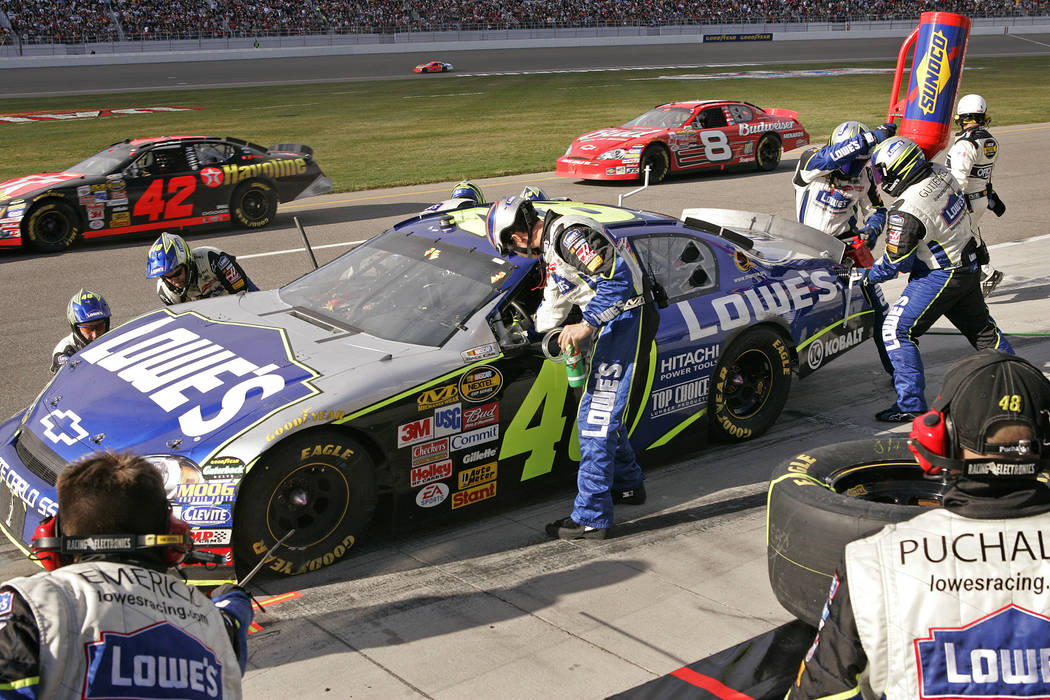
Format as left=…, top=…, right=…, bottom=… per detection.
left=956, top=94, right=989, bottom=127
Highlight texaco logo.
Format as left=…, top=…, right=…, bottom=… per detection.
left=200, top=167, right=224, bottom=188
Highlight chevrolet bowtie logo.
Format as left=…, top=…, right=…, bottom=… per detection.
left=40, top=409, right=89, bottom=446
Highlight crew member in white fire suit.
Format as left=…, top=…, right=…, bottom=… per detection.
left=865, top=136, right=1013, bottom=423
left=793, top=120, right=898, bottom=374
left=51, top=288, right=112, bottom=373
left=788, top=349, right=1050, bottom=699
left=146, top=231, right=258, bottom=305
left=485, top=196, right=658, bottom=539
left=945, top=94, right=1006, bottom=296
left=0, top=451, right=253, bottom=699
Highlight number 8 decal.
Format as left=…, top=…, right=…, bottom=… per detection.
left=700, top=131, right=733, bottom=162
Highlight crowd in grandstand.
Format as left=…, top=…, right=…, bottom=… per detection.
left=1, top=0, right=1048, bottom=43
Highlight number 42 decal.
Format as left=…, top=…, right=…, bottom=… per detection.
left=133, top=176, right=197, bottom=222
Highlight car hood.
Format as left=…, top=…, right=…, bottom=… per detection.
left=566, top=127, right=666, bottom=157
left=0, top=172, right=86, bottom=203
left=21, top=291, right=446, bottom=465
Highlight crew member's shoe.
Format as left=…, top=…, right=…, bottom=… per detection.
left=545, top=517, right=607, bottom=540
left=875, top=405, right=917, bottom=423
left=981, top=269, right=1004, bottom=297
left=612, top=484, right=647, bottom=505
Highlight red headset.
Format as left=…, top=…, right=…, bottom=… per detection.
left=908, top=409, right=957, bottom=475
left=31, top=509, right=193, bottom=572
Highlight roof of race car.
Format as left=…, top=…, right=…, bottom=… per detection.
left=659, top=99, right=763, bottom=111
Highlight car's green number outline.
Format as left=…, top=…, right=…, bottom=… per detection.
left=501, top=361, right=580, bottom=482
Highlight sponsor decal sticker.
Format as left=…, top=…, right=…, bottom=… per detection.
left=202, top=456, right=246, bottom=479
left=411, top=459, right=452, bottom=488
left=39, top=409, right=89, bottom=446
left=916, top=30, right=951, bottom=116
left=462, top=401, right=499, bottom=431
left=658, top=346, right=719, bottom=381
left=412, top=438, right=449, bottom=467
left=457, top=461, right=497, bottom=490
left=452, top=481, right=496, bottom=509
left=416, top=482, right=449, bottom=508
left=0, top=590, right=12, bottom=618
left=191, top=529, right=232, bottom=546
left=200, top=167, right=224, bottom=187
left=433, top=403, right=461, bottom=437
left=458, top=366, right=503, bottom=403
left=450, top=424, right=499, bottom=451
left=461, top=446, right=497, bottom=465
left=176, top=481, right=235, bottom=505
left=651, top=377, right=710, bottom=418
left=806, top=327, right=864, bottom=371
left=734, top=251, right=751, bottom=272
left=181, top=503, right=234, bottom=527
left=398, top=416, right=434, bottom=448
left=461, top=344, right=499, bottom=362
left=417, top=384, right=458, bottom=411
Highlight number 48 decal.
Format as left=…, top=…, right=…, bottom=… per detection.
left=500, top=361, right=580, bottom=481
left=133, top=176, right=197, bottom=222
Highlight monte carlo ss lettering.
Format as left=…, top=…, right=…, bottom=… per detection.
left=0, top=135, right=332, bottom=252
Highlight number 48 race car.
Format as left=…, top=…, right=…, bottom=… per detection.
left=0, top=201, right=877, bottom=584
left=0, top=135, right=332, bottom=252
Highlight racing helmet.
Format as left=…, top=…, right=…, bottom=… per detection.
left=146, top=232, right=196, bottom=292
left=870, top=136, right=928, bottom=198
left=519, top=185, right=549, bottom=202
left=485, top=195, right=540, bottom=257
left=955, top=93, right=990, bottom=128
left=450, top=180, right=485, bottom=204
left=828, top=120, right=872, bottom=177
left=66, top=289, right=111, bottom=344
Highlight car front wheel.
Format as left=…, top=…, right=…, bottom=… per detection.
left=233, top=430, right=378, bottom=578
left=640, top=145, right=671, bottom=184
left=24, top=200, right=80, bottom=252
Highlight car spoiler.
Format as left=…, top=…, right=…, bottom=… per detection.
left=680, top=208, right=846, bottom=264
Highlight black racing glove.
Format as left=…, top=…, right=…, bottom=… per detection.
left=976, top=241, right=991, bottom=265
left=987, top=187, right=1006, bottom=217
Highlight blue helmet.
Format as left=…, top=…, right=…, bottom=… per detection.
left=146, top=232, right=195, bottom=292
left=66, top=289, right=111, bottom=343
left=519, top=185, right=549, bottom=201
left=450, top=180, right=485, bottom=204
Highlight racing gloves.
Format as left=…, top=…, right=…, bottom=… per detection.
left=987, top=186, right=1006, bottom=217
left=860, top=208, right=887, bottom=248
left=864, top=122, right=898, bottom=148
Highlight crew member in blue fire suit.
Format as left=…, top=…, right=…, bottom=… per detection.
left=485, top=196, right=658, bottom=539
left=865, top=136, right=1013, bottom=423
left=793, top=119, right=898, bottom=374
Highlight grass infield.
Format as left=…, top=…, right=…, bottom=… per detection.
left=0, top=56, right=1046, bottom=192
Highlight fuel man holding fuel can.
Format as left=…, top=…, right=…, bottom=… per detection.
left=485, top=197, right=659, bottom=540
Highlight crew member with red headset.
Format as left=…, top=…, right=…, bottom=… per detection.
left=788, top=349, right=1050, bottom=699
left=0, top=452, right=253, bottom=699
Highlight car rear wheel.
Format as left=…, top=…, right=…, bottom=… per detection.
left=708, top=327, right=792, bottom=442
left=230, top=180, right=277, bottom=229
left=755, top=134, right=782, bottom=171
left=640, top=145, right=671, bottom=184
left=24, top=200, right=80, bottom=252
left=233, top=430, right=378, bottom=578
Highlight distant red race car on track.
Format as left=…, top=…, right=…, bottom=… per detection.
left=556, top=100, right=810, bottom=184
left=0, top=135, right=332, bottom=252
left=414, top=61, right=454, bottom=73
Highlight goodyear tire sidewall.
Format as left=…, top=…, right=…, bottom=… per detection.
left=708, top=327, right=792, bottom=442
left=231, top=180, right=277, bottom=229
left=25, top=199, right=81, bottom=252
left=766, top=437, right=922, bottom=625
left=234, top=432, right=377, bottom=578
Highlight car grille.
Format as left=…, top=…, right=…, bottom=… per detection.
left=14, top=428, right=66, bottom=484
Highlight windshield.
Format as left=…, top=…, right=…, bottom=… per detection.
left=622, top=107, right=693, bottom=129
left=67, top=142, right=135, bottom=175
left=279, top=229, right=514, bottom=347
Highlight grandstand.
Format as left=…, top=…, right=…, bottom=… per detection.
left=1, top=0, right=1049, bottom=45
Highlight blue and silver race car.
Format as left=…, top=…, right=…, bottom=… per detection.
left=0, top=201, right=878, bottom=584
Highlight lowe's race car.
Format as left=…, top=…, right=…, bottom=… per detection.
left=0, top=136, right=332, bottom=252
left=0, top=201, right=878, bottom=584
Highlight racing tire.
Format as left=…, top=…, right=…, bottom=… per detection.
left=230, top=180, right=278, bottom=230
left=707, top=327, right=792, bottom=442
left=640, top=145, right=671, bottom=184
left=23, top=200, right=80, bottom=252
left=767, top=438, right=935, bottom=626
left=754, top=134, right=782, bottom=172
left=232, top=430, right=378, bottom=578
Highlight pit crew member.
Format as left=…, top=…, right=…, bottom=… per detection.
left=793, top=119, right=898, bottom=374
left=865, top=136, right=1013, bottom=423
left=0, top=451, right=253, bottom=699
left=788, top=349, right=1050, bottom=699
left=486, top=196, right=658, bottom=539
left=945, top=94, right=1006, bottom=296
left=146, top=232, right=258, bottom=305
left=419, top=180, right=486, bottom=215
left=51, top=288, right=111, bottom=373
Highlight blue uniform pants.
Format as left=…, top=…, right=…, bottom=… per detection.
left=882, top=268, right=1013, bottom=412
left=572, top=304, right=657, bottom=529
